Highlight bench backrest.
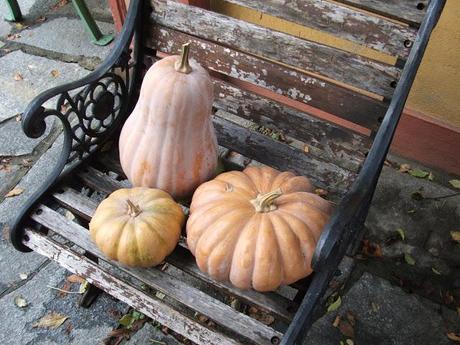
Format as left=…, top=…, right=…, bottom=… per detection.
left=142, top=0, right=430, bottom=196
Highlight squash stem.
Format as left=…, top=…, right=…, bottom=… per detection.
left=250, top=188, right=283, bottom=213
left=175, top=42, right=192, bottom=74
left=126, top=199, right=141, bottom=217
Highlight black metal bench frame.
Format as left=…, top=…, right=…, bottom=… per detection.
left=9, top=0, right=446, bottom=343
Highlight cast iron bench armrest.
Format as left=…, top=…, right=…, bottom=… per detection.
left=312, top=0, right=446, bottom=273
left=9, top=0, right=142, bottom=252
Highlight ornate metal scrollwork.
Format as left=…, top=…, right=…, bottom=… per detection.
left=9, top=0, right=143, bottom=252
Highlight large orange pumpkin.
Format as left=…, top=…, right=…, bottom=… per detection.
left=186, top=166, right=332, bottom=291
left=119, top=43, right=218, bottom=199
left=90, top=188, right=184, bottom=267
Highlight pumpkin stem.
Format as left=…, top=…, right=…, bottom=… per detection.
left=126, top=199, right=141, bottom=217
left=250, top=188, right=283, bottom=213
left=175, top=42, right=192, bottom=74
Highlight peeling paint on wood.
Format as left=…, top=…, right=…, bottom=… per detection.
left=213, top=81, right=370, bottom=172
left=224, top=0, right=417, bottom=58
left=149, top=0, right=401, bottom=97
left=24, top=230, right=240, bottom=345
left=336, top=0, right=428, bottom=26
left=147, top=26, right=387, bottom=128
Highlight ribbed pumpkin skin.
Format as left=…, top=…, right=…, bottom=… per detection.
left=89, top=188, right=184, bottom=267
left=186, top=166, right=332, bottom=291
left=119, top=55, right=218, bottom=199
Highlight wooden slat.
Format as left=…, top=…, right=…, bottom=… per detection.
left=213, top=80, right=371, bottom=171
left=31, top=206, right=283, bottom=344
left=149, top=0, right=401, bottom=97
left=224, top=0, right=417, bottom=58
left=52, top=187, right=296, bottom=322
left=24, top=230, right=239, bottom=345
left=213, top=115, right=355, bottom=195
left=336, top=0, right=427, bottom=26
left=147, top=26, right=387, bottom=129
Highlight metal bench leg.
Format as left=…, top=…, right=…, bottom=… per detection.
left=4, top=0, right=22, bottom=22
left=71, top=0, right=114, bottom=46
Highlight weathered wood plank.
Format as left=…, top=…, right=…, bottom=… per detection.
left=24, top=229, right=239, bottom=345
left=51, top=186, right=296, bottom=322
left=224, top=0, right=417, bottom=58
left=212, top=114, right=355, bottom=195
left=31, top=206, right=283, bottom=344
left=149, top=0, right=401, bottom=97
left=213, top=80, right=371, bottom=171
left=147, top=26, right=387, bottom=129
left=336, top=0, right=427, bottom=26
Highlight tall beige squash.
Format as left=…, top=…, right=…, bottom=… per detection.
left=119, top=43, right=218, bottom=199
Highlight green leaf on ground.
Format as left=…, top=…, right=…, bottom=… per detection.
left=396, top=228, right=405, bottom=241
left=449, top=180, right=460, bottom=189
left=409, top=169, right=430, bottom=178
left=327, top=296, right=342, bottom=313
left=432, top=267, right=441, bottom=275
left=404, top=253, right=416, bottom=266
left=119, top=314, right=134, bottom=328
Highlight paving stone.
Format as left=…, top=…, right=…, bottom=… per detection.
left=365, top=166, right=460, bottom=267
left=125, top=322, right=182, bottom=345
left=304, top=272, right=459, bottom=345
left=0, top=50, right=90, bottom=121
left=0, top=0, right=56, bottom=19
left=0, top=117, right=52, bottom=156
left=16, top=17, right=114, bottom=58
left=55, top=0, right=113, bottom=21
left=0, top=261, right=128, bottom=345
left=0, top=236, right=48, bottom=296
left=0, top=132, right=63, bottom=226
left=0, top=20, right=11, bottom=38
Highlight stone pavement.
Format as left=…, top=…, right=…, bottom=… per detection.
left=0, top=1, right=459, bottom=344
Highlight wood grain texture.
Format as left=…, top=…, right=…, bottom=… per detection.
left=147, top=26, right=388, bottom=128
left=212, top=114, right=356, bottom=195
left=213, top=80, right=371, bottom=171
left=31, top=205, right=283, bottom=345
left=224, top=0, right=417, bottom=58
left=24, top=230, right=239, bottom=345
left=149, top=0, right=401, bottom=96
left=52, top=186, right=296, bottom=321
left=336, top=0, right=427, bottom=26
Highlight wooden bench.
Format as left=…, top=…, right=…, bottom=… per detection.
left=10, top=0, right=445, bottom=343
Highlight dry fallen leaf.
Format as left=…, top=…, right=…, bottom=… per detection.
left=65, top=210, right=75, bottom=221
left=51, top=0, right=69, bottom=10
left=399, top=164, right=411, bottom=173
left=66, top=274, right=85, bottom=284
left=447, top=333, right=460, bottom=342
left=303, top=145, right=309, bottom=153
left=36, top=16, right=47, bottom=23
left=13, top=73, right=23, bottom=81
left=404, top=253, right=416, bottom=266
left=396, top=228, right=405, bottom=241
left=50, top=70, right=60, bottom=78
left=5, top=187, right=24, bottom=198
left=449, top=180, right=460, bottom=189
left=409, top=168, right=430, bottom=178
left=362, top=240, right=382, bottom=258
left=450, top=231, right=460, bottom=243
left=338, top=319, right=354, bottom=338
left=14, top=296, right=28, bottom=308
left=332, top=315, right=341, bottom=327
left=315, top=188, right=328, bottom=197
left=32, top=312, right=68, bottom=329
